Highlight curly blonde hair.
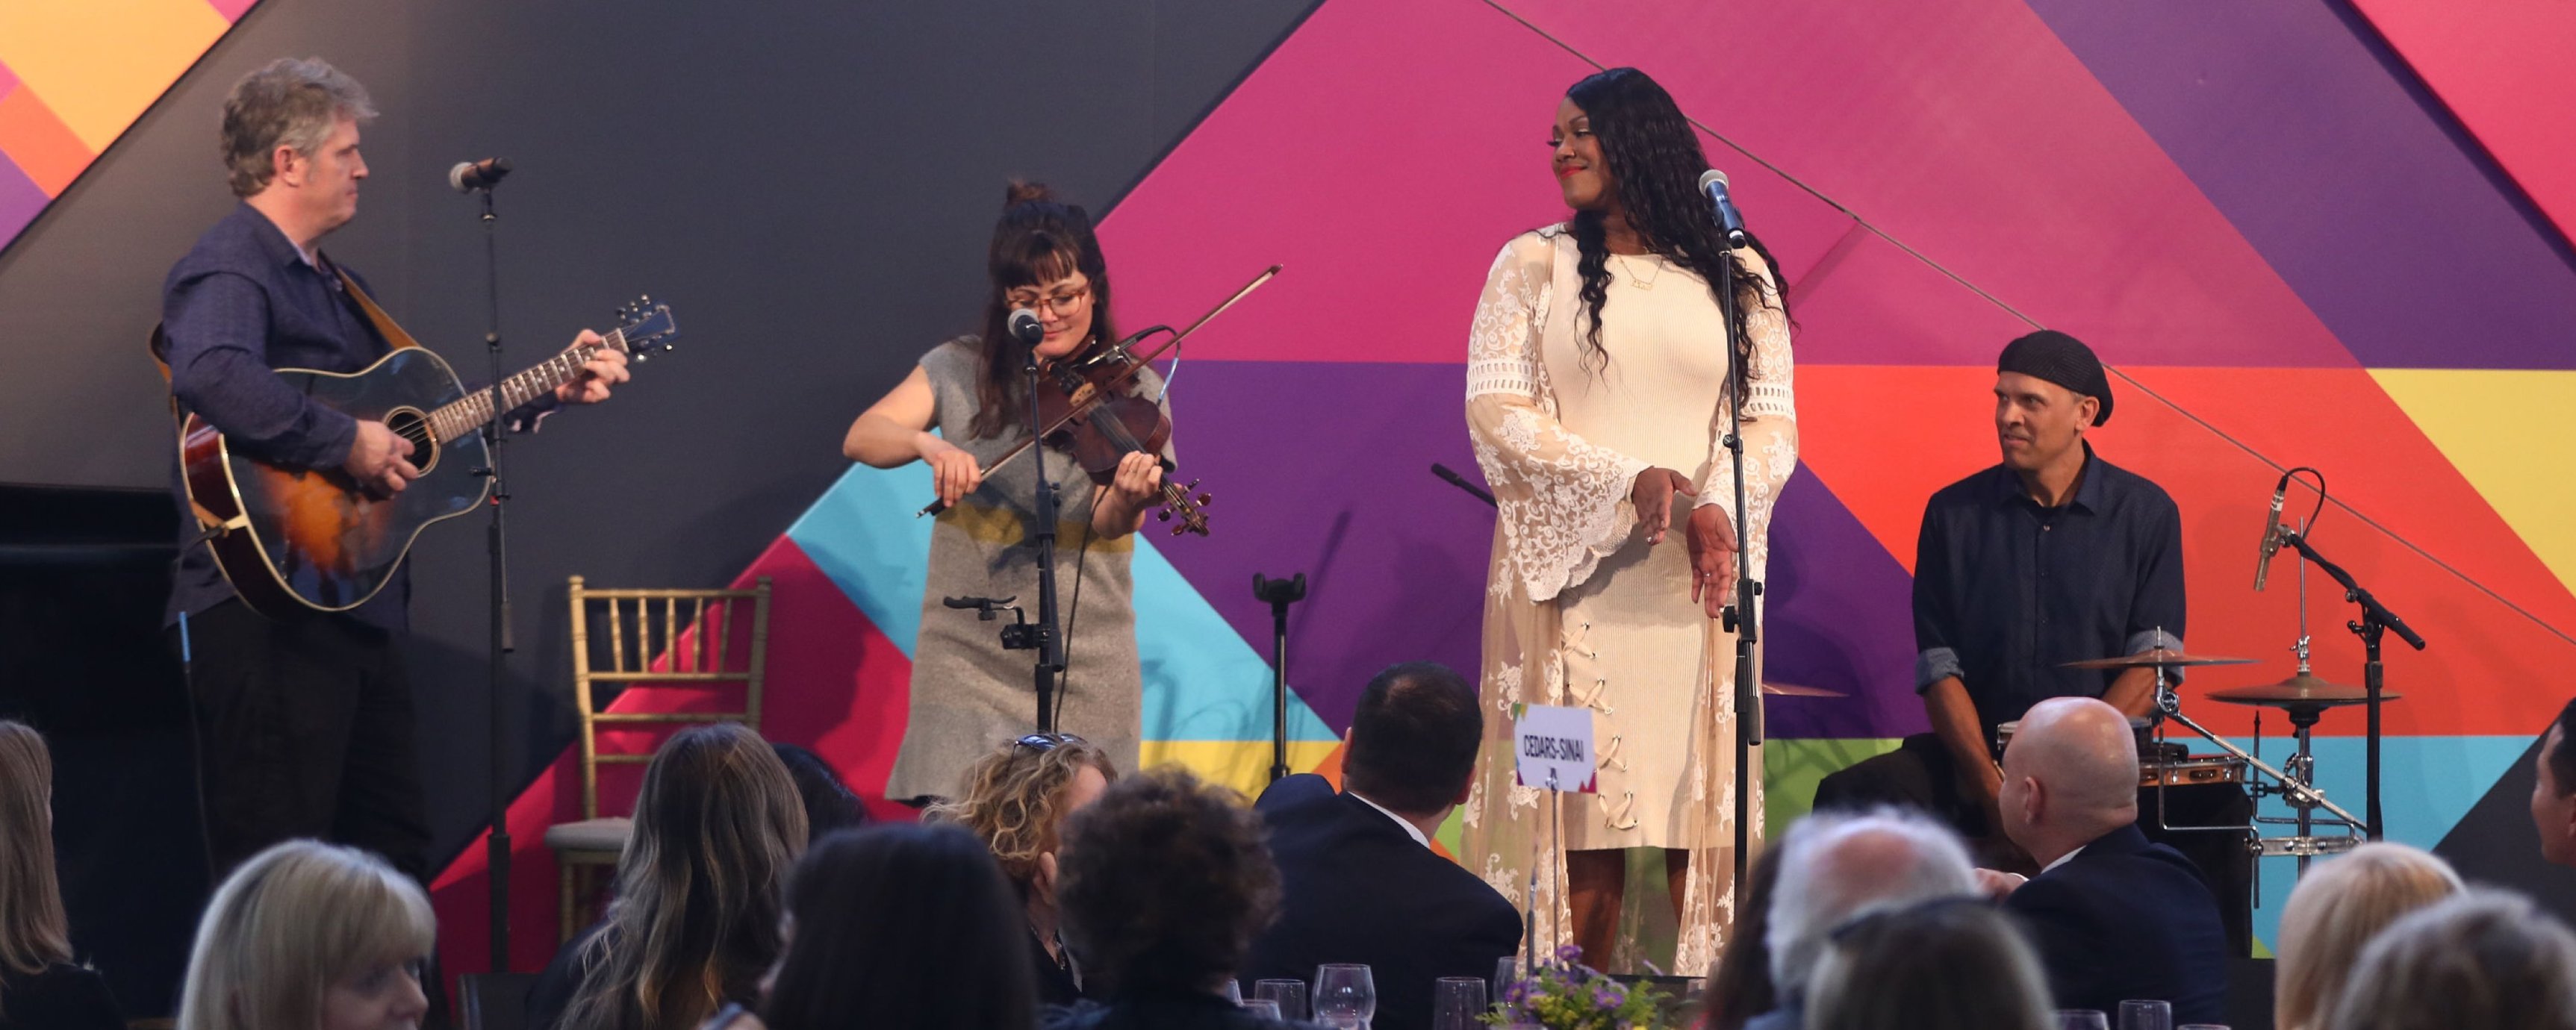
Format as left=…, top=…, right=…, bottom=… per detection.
left=927, top=735, right=1118, bottom=890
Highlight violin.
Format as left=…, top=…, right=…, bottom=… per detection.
left=915, top=264, right=1282, bottom=537
left=1039, top=342, right=1211, bottom=536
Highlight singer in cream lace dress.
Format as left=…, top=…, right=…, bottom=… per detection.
left=1460, top=68, right=1799, bottom=974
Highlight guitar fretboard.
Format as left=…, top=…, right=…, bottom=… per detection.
left=425, top=328, right=629, bottom=443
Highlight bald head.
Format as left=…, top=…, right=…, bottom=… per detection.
left=2001, top=697, right=2141, bottom=863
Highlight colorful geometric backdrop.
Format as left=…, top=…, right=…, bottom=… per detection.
left=339, top=0, right=2560, bottom=973
left=0, top=0, right=260, bottom=251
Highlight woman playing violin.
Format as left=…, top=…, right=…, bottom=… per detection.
left=844, top=181, right=1169, bottom=804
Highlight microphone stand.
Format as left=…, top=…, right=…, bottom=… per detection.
left=2273, top=528, right=2424, bottom=840
left=471, top=185, right=516, bottom=972
left=998, top=343, right=1064, bottom=732
left=1251, top=574, right=1308, bottom=784
left=1713, top=252, right=1764, bottom=903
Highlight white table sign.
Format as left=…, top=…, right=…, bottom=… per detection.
left=1513, top=704, right=1596, bottom=793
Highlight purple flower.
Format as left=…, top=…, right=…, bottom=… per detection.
left=1556, top=943, right=1585, bottom=963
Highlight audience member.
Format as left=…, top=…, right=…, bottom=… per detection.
left=1702, top=842, right=1785, bottom=1030
left=771, top=742, right=871, bottom=837
left=2327, top=889, right=2576, bottom=1030
left=544, top=725, right=809, bottom=1030
left=1990, top=697, right=2227, bottom=1023
left=1048, top=768, right=1294, bottom=1029
left=176, top=840, right=434, bottom=1030
left=1748, top=809, right=1977, bottom=1030
left=929, top=732, right=1119, bottom=1007
left=1240, top=662, right=1519, bottom=1030
left=0, top=721, right=122, bottom=1030
left=2533, top=697, right=2576, bottom=867
left=707, top=825, right=1033, bottom=1030
left=1803, top=899, right=2053, bottom=1030
left=2274, top=843, right=2463, bottom=1030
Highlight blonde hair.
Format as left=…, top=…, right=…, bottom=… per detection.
left=0, top=722, right=72, bottom=1020
left=2327, top=889, right=2576, bottom=1030
left=926, top=735, right=1119, bottom=891
left=177, top=840, right=435, bottom=1030
left=2275, top=843, right=2463, bottom=1030
left=562, top=724, right=807, bottom=1030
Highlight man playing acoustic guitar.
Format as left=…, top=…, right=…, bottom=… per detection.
left=159, top=57, right=626, bottom=886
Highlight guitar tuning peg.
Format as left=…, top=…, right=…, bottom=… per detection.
left=1197, top=493, right=1213, bottom=505
left=1155, top=510, right=1171, bottom=521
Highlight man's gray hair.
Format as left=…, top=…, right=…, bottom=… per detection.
left=1763, top=808, right=1979, bottom=1002
left=220, top=57, right=376, bottom=198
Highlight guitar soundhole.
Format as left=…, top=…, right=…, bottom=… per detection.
left=385, top=408, right=438, bottom=475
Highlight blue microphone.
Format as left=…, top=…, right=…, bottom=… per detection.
left=1698, top=169, right=1749, bottom=249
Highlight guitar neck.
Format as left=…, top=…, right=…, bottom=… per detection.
left=426, top=328, right=629, bottom=441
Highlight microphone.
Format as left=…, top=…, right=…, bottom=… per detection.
left=1697, top=169, right=1749, bottom=249
left=447, top=157, right=512, bottom=193
left=1007, top=308, right=1045, bottom=347
left=2254, top=472, right=2289, bottom=591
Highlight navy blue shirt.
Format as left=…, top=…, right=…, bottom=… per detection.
left=1911, top=445, right=2185, bottom=733
left=162, top=205, right=559, bottom=630
left=163, top=204, right=410, bottom=629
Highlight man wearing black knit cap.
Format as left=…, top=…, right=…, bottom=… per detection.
left=1814, top=329, right=2185, bottom=871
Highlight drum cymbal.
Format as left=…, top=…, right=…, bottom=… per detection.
left=2061, top=648, right=2258, bottom=670
left=2206, top=674, right=2401, bottom=708
left=1761, top=681, right=1848, bottom=699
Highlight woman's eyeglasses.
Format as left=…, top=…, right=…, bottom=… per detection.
left=1004, top=284, right=1091, bottom=316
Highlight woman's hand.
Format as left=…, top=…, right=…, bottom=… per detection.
left=1685, top=503, right=1740, bottom=619
left=920, top=433, right=983, bottom=506
left=1630, top=466, right=1692, bottom=545
left=1107, top=451, right=1166, bottom=510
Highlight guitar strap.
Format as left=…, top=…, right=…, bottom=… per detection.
left=146, top=256, right=424, bottom=532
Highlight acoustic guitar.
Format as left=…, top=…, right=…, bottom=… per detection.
left=175, top=299, right=678, bottom=618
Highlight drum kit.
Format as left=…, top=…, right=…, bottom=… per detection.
left=2050, top=643, right=2386, bottom=877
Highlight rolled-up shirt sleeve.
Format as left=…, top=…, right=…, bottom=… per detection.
left=165, top=271, right=357, bottom=470
left=1913, top=505, right=1964, bottom=691
left=2124, top=492, right=2190, bottom=675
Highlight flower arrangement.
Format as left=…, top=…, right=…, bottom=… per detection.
left=1485, top=946, right=1676, bottom=1029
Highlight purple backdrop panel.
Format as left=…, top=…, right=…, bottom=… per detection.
left=0, top=157, right=46, bottom=246
left=1159, top=360, right=1493, bottom=728
left=1493, top=0, right=2356, bottom=369
left=1764, top=473, right=1930, bottom=740
left=2023, top=0, right=2576, bottom=371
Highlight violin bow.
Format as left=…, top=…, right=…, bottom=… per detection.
left=915, top=263, right=1282, bottom=518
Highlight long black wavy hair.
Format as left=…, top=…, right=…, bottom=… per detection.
left=1564, top=67, right=1790, bottom=380
left=969, top=181, right=1119, bottom=440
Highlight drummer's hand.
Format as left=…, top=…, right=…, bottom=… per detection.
left=1630, top=467, right=1692, bottom=545
left=1107, top=451, right=1164, bottom=507
left=1973, top=867, right=2029, bottom=899
left=1686, top=503, right=1740, bottom=619
left=919, top=433, right=983, bottom=506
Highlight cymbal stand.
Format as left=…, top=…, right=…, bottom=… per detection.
left=2148, top=653, right=2362, bottom=841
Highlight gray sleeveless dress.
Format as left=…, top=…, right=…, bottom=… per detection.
left=882, top=338, right=1163, bottom=800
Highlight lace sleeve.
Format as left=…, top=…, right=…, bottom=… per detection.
left=1692, top=260, right=1800, bottom=578
left=1466, top=231, right=1651, bottom=603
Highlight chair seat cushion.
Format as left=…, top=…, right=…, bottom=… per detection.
left=544, top=817, right=633, bottom=853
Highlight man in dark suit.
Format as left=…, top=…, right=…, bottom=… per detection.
left=1989, top=698, right=2228, bottom=1023
left=1242, top=663, right=1522, bottom=1030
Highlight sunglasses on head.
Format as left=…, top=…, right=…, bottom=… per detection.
left=1015, top=732, right=1087, bottom=752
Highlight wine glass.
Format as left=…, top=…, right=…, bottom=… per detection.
left=1314, top=964, right=1378, bottom=1029
left=2118, top=1000, right=2172, bottom=1030
left=1241, top=999, right=1284, bottom=1020
left=1434, top=977, right=1488, bottom=1030
left=1222, top=979, right=1243, bottom=1005
left=2059, top=1012, right=2111, bottom=1030
left=1256, top=979, right=1310, bottom=1021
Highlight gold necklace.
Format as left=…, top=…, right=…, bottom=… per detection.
left=1628, top=254, right=1667, bottom=291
